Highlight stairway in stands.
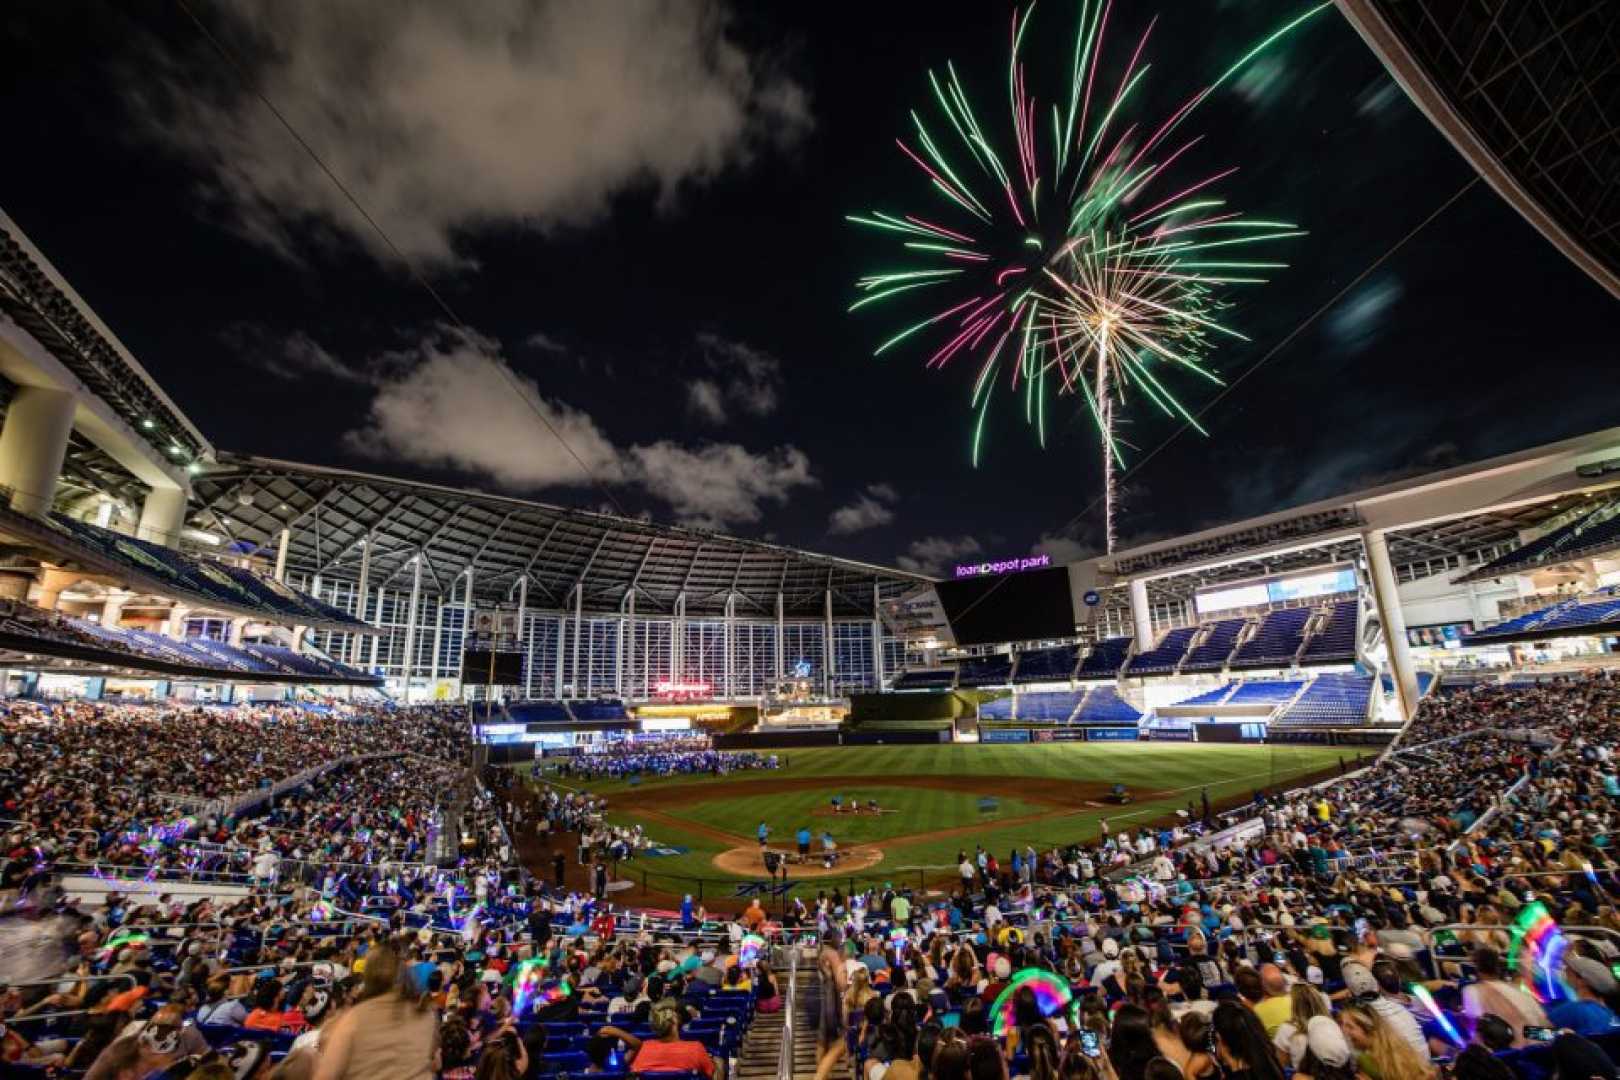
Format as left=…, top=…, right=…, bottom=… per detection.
left=735, top=965, right=820, bottom=1080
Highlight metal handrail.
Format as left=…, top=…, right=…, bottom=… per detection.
left=1423, top=923, right=1620, bottom=979
left=776, top=933, right=802, bottom=1080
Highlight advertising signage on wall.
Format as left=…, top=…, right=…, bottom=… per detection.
left=952, top=553, right=1052, bottom=579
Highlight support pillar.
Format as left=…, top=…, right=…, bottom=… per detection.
left=571, top=583, right=583, bottom=697
left=136, top=485, right=189, bottom=547
left=1363, top=529, right=1419, bottom=722
left=273, top=528, right=291, bottom=583
left=400, top=556, right=423, bottom=703
left=291, top=625, right=309, bottom=652
left=872, top=583, right=885, bottom=690
left=516, top=576, right=529, bottom=697
left=824, top=589, right=835, bottom=698
left=622, top=587, right=634, bottom=699
left=100, top=589, right=131, bottom=628
left=368, top=587, right=382, bottom=671
left=554, top=611, right=566, bottom=699
left=349, top=537, right=372, bottom=666
left=430, top=598, right=445, bottom=684
left=228, top=617, right=249, bottom=647
left=0, top=386, right=75, bottom=516
left=673, top=592, right=687, bottom=685
left=165, top=604, right=192, bottom=639
left=723, top=594, right=736, bottom=700
left=775, top=592, right=785, bottom=683
left=1129, top=578, right=1154, bottom=652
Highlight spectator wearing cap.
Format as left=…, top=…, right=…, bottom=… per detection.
left=1295, top=1014, right=1355, bottom=1080
left=1341, top=961, right=1430, bottom=1061
left=979, top=955, right=1013, bottom=1007
left=1550, top=955, right=1620, bottom=1035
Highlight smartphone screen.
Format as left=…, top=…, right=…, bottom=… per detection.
left=1080, top=1030, right=1102, bottom=1058
left=1523, top=1026, right=1557, bottom=1044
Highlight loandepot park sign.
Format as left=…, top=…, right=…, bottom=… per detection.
left=952, top=553, right=1051, bottom=579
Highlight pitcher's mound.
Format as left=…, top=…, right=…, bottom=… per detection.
left=712, top=844, right=884, bottom=878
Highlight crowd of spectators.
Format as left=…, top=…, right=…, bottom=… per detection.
left=542, top=741, right=779, bottom=782
left=5, top=671, right=1620, bottom=1080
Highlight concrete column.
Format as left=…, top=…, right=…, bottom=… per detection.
left=291, top=625, right=309, bottom=652
left=273, top=528, right=291, bottom=583
left=228, top=617, right=249, bottom=647
left=673, top=592, right=686, bottom=684
left=430, top=598, right=444, bottom=683
left=463, top=566, right=476, bottom=647
left=571, top=583, right=583, bottom=697
left=94, top=499, right=115, bottom=527
left=516, top=576, right=529, bottom=697
left=722, top=594, right=737, bottom=699
left=35, top=567, right=79, bottom=611
left=100, top=589, right=131, bottom=628
left=554, top=613, right=566, bottom=699
left=824, top=589, right=835, bottom=697
left=623, top=588, right=635, bottom=698
left=136, top=485, right=189, bottom=547
left=349, top=538, right=372, bottom=666
left=367, top=587, right=382, bottom=670
left=400, top=556, right=423, bottom=703
left=1129, top=578, right=1154, bottom=652
left=775, top=592, right=785, bottom=682
left=166, top=604, right=192, bottom=638
left=872, top=583, right=885, bottom=690
left=0, top=386, right=75, bottom=516
left=1364, top=529, right=1419, bottom=722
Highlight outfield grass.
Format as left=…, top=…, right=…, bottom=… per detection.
left=658, top=786, right=1048, bottom=847
left=523, top=741, right=1355, bottom=891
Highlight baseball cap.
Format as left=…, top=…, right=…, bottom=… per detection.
left=1342, top=961, right=1379, bottom=999
left=1307, top=1015, right=1352, bottom=1067
left=1567, top=955, right=1618, bottom=995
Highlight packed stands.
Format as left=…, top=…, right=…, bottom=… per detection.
left=1075, top=635, right=1130, bottom=679
left=955, top=652, right=1013, bottom=687
left=8, top=667, right=1620, bottom=1080
left=1180, top=616, right=1245, bottom=672
left=1011, top=644, right=1079, bottom=683
left=1229, top=606, right=1312, bottom=669
left=1299, top=597, right=1359, bottom=664
left=1274, top=671, right=1374, bottom=726
left=1458, top=499, right=1620, bottom=581
left=1123, top=625, right=1197, bottom=676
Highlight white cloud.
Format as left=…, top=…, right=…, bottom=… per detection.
left=628, top=442, right=814, bottom=531
left=139, top=0, right=810, bottom=267
left=828, top=483, right=898, bottom=535
left=342, top=326, right=815, bottom=528
left=686, top=380, right=728, bottom=424
left=225, top=325, right=372, bottom=383
left=524, top=332, right=568, bottom=353
left=896, top=535, right=982, bottom=577
left=689, top=332, right=782, bottom=425
left=344, top=328, right=624, bottom=489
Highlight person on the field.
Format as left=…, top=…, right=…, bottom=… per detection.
left=757, top=821, right=770, bottom=848
left=797, top=826, right=812, bottom=859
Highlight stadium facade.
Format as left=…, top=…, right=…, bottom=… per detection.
left=6, top=204, right=1620, bottom=733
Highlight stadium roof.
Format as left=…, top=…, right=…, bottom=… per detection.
left=1094, top=426, right=1620, bottom=603
left=1337, top=0, right=1620, bottom=299
left=0, top=209, right=213, bottom=465
left=186, top=455, right=928, bottom=619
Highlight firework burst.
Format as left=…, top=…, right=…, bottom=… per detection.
left=850, top=2, right=1326, bottom=550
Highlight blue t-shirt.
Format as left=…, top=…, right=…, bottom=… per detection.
left=1546, top=999, right=1620, bottom=1036
left=797, top=829, right=811, bottom=845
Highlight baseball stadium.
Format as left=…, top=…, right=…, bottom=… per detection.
left=2, top=2, right=1619, bottom=1079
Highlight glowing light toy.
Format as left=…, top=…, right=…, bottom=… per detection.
left=1408, top=983, right=1463, bottom=1048
left=1508, top=901, right=1572, bottom=1004
left=990, top=968, right=1076, bottom=1035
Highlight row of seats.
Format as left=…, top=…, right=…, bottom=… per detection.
left=1467, top=586, right=1620, bottom=642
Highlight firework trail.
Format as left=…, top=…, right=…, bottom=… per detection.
left=850, top=2, right=1326, bottom=550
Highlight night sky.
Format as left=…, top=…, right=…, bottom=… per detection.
left=4, top=2, right=1618, bottom=577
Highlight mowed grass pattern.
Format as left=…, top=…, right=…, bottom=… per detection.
left=528, top=742, right=1353, bottom=887
left=664, top=787, right=1047, bottom=847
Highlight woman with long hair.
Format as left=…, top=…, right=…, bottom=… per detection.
left=1144, top=990, right=1188, bottom=1069
left=1108, top=1004, right=1161, bottom=1080
left=312, top=941, right=437, bottom=1080
left=1337, top=1004, right=1435, bottom=1080
left=1210, top=1001, right=1285, bottom=1080
left=1017, top=1025, right=1063, bottom=1080
left=1273, top=983, right=1330, bottom=1069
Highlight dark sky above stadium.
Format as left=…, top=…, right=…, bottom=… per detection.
left=4, top=2, right=1618, bottom=577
